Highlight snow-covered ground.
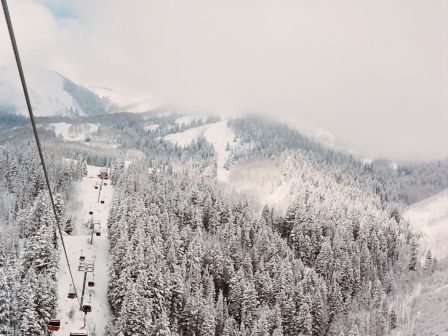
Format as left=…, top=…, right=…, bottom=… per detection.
left=395, top=189, right=448, bottom=335
left=144, top=124, right=159, bottom=132
left=404, top=189, right=448, bottom=261
left=56, top=165, right=113, bottom=335
left=0, top=67, right=83, bottom=116
left=175, top=115, right=207, bottom=127
left=164, top=120, right=236, bottom=182
left=226, top=159, right=289, bottom=212
left=46, top=122, right=99, bottom=142
left=88, top=85, right=155, bottom=113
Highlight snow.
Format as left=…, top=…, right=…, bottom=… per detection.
left=88, top=85, right=155, bottom=113
left=403, top=188, right=448, bottom=260
left=164, top=124, right=206, bottom=147
left=0, top=67, right=82, bottom=116
left=47, top=123, right=99, bottom=142
left=226, top=159, right=293, bottom=213
left=56, top=165, right=113, bottom=335
left=175, top=115, right=206, bottom=126
left=314, top=128, right=336, bottom=148
left=164, top=120, right=236, bottom=182
left=144, top=124, right=159, bottom=132
left=395, top=189, right=448, bottom=335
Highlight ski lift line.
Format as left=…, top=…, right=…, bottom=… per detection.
left=1, top=0, right=80, bottom=304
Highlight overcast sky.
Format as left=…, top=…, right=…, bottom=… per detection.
left=0, top=0, right=447, bottom=161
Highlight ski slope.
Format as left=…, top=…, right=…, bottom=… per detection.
left=56, top=165, right=113, bottom=335
left=164, top=120, right=236, bottom=182
left=404, top=188, right=448, bottom=260
left=396, top=189, right=448, bottom=336
left=46, top=123, right=99, bottom=142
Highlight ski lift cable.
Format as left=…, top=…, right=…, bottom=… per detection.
left=1, top=0, right=80, bottom=304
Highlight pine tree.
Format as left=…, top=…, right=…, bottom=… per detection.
left=54, top=193, right=64, bottom=224
left=315, top=239, right=334, bottom=282
left=348, top=324, right=359, bottom=336
left=64, top=218, right=74, bottom=235
left=311, top=288, right=326, bottom=336
left=200, top=303, right=216, bottom=336
left=18, top=269, right=42, bottom=336
left=408, top=238, right=418, bottom=271
left=296, top=301, right=312, bottom=336
left=424, top=249, right=433, bottom=273
left=154, top=307, right=172, bottom=336
left=0, top=270, right=10, bottom=335
left=115, top=281, right=152, bottom=336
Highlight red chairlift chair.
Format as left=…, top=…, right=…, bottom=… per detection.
left=68, top=285, right=76, bottom=299
left=48, top=319, right=60, bottom=331
left=88, top=275, right=95, bottom=287
left=82, top=304, right=92, bottom=313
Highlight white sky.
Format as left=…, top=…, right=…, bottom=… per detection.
left=0, top=0, right=447, bottom=161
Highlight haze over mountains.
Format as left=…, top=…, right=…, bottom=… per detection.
left=2, top=66, right=447, bottom=164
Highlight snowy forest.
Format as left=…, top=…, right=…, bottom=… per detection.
left=0, top=114, right=444, bottom=335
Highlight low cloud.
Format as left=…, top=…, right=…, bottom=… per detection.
left=1, top=0, right=447, bottom=161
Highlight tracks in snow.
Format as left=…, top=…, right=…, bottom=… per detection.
left=56, top=165, right=113, bottom=335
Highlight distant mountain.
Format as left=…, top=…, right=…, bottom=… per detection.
left=0, top=66, right=113, bottom=117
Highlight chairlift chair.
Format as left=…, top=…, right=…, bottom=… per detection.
left=89, top=209, right=93, bottom=215
left=88, top=274, right=95, bottom=287
left=95, top=225, right=101, bottom=236
left=68, top=284, right=76, bottom=299
left=48, top=319, right=60, bottom=331
left=100, top=199, right=105, bottom=204
left=69, top=330, right=88, bottom=336
left=82, top=304, right=92, bottom=313
left=79, top=250, right=85, bottom=261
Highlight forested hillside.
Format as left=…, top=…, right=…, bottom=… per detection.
left=0, top=114, right=442, bottom=335
left=0, top=141, right=87, bottom=335
left=104, top=142, right=414, bottom=335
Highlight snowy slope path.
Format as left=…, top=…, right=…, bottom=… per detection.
left=404, top=188, right=448, bottom=261
left=397, top=189, right=448, bottom=335
left=56, top=165, right=113, bottom=335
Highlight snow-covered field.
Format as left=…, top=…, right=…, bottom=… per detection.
left=144, top=124, right=159, bottom=132
left=404, top=189, right=448, bottom=261
left=175, top=115, right=206, bottom=126
left=56, top=165, right=113, bottom=335
left=226, top=159, right=293, bottom=213
left=164, top=120, right=236, bottom=182
left=0, top=67, right=82, bottom=116
left=88, top=85, right=155, bottom=113
left=396, top=189, right=448, bottom=335
left=47, top=122, right=99, bottom=142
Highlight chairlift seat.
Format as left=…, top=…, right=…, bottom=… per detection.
left=100, top=200, right=105, bottom=204
left=89, top=211, right=93, bottom=215
left=48, top=319, right=60, bottom=331
left=82, top=304, right=92, bottom=313
left=79, top=256, right=85, bottom=261
left=70, top=330, right=88, bottom=336
left=68, top=291, right=76, bottom=299
left=88, top=280, right=95, bottom=287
